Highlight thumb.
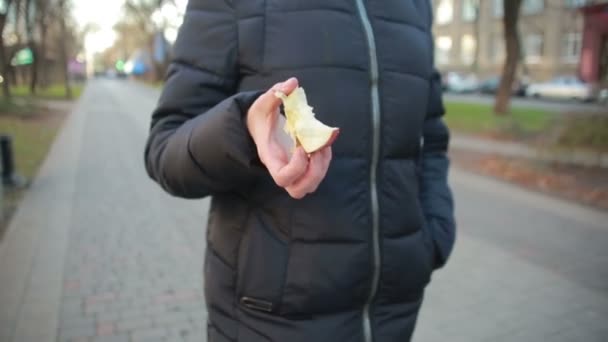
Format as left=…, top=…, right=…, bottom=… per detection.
left=255, top=77, right=299, bottom=113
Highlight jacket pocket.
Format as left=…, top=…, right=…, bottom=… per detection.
left=236, top=212, right=289, bottom=314
left=281, top=241, right=369, bottom=316
left=380, top=229, right=433, bottom=303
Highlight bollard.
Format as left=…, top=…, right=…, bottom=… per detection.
left=0, top=135, right=26, bottom=187
left=0, top=136, right=5, bottom=222
left=0, top=173, right=3, bottom=222
left=1, top=135, right=15, bottom=184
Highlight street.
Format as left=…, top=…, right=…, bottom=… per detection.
left=1, top=79, right=607, bottom=342
left=444, top=93, right=607, bottom=113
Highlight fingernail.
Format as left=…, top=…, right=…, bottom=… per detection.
left=282, top=78, right=297, bottom=90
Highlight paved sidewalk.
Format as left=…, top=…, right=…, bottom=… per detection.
left=415, top=169, right=608, bottom=342
left=0, top=80, right=607, bottom=342
left=0, top=81, right=209, bottom=342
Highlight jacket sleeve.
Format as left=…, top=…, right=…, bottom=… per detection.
left=144, top=0, right=262, bottom=199
left=419, top=70, right=456, bottom=270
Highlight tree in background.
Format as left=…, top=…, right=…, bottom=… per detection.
left=0, top=0, right=81, bottom=99
left=494, top=0, right=523, bottom=115
left=58, top=0, right=72, bottom=99
left=26, top=0, right=50, bottom=95
left=113, top=20, right=149, bottom=66
left=121, top=0, right=164, bottom=81
left=0, top=0, right=14, bottom=98
left=6, top=0, right=31, bottom=88
left=113, top=0, right=177, bottom=81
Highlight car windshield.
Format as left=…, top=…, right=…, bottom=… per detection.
left=551, top=76, right=583, bottom=85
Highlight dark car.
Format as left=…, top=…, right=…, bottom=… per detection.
left=479, top=76, right=528, bottom=97
left=478, top=76, right=500, bottom=94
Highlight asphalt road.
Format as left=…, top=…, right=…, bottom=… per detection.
left=444, top=93, right=607, bottom=113
left=0, top=79, right=606, bottom=342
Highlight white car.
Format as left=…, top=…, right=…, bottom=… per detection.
left=443, top=72, right=479, bottom=93
left=598, top=88, right=608, bottom=106
left=526, top=76, right=596, bottom=101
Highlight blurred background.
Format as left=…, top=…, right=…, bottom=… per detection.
left=0, top=0, right=607, bottom=342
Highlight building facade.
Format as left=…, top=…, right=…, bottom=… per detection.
left=431, top=0, right=605, bottom=82
left=580, top=2, right=608, bottom=83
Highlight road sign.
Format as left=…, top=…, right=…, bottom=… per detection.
left=11, top=48, right=34, bottom=66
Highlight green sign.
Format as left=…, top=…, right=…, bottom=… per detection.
left=11, top=48, right=34, bottom=66
left=115, top=60, right=125, bottom=72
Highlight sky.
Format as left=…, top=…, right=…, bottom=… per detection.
left=72, top=0, right=187, bottom=56
left=73, top=0, right=125, bottom=55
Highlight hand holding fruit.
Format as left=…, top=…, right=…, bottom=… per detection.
left=246, top=78, right=338, bottom=199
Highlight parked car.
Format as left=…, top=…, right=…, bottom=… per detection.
left=525, top=76, right=596, bottom=102
left=599, top=88, right=608, bottom=106
left=443, top=72, right=479, bottom=93
left=478, top=75, right=529, bottom=97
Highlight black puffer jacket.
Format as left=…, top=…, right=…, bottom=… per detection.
left=145, top=0, right=455, bottom=341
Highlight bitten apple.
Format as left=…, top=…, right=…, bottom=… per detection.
left=275, top=87, right=339, bottom=154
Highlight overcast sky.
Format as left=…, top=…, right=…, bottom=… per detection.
left=73, top=0, right=187, bottom=55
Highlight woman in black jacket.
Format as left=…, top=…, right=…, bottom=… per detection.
left=145, top=0, right=456, bottom=341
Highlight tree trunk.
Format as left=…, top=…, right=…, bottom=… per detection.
left=0, top=0, right=14, bottom=99
left=38, top=17, right=47, bottom=89
left=0, top=36, right=10, bottom=99
left=58, top=0, right=72, bottom=99
left=0, top=12, right=11, bottom=99
left=25, top=0, right=36, bottom=94
left=29, top=47, right=37, bottom=94
left=494, top=0, right=523, bottom=115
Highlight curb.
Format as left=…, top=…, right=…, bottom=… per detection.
left=451, top=135, right=608, bottom=169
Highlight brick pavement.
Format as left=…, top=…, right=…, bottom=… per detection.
left=1, top=80, right=607, bottom=342
left=51, top=82, right=210, bottom=342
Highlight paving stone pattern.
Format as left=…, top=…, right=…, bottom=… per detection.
left=1, top=80, right=607, bottom=342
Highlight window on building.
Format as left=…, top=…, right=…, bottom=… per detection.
left=493, top=0, right=504, bottom=18
left=564, top=0, right=587, bottom=8
left=461, top=35, right=476, bottom=65
left=462, top=0, right=478, bottom=22
left=562, top=32, right=582, bottom=62
left=488, top=33, right=505, bottom=64
left=524, top=33, right=544, bottom=63
left=435, top=36, right=453, bottom=65
left=522, top=0, right=544, bottom=15
left=436, top=0, right=454, bottom=25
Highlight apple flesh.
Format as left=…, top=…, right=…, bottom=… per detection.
left=275, top=87, right=339, bottom=154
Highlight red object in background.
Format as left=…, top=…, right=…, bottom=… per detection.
left=68, top=59, right=86, bottom=75
left=579, top=3, right=608, bottom=84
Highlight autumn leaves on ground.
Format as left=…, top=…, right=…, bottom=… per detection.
left=446, top=102, right=608, bottom=211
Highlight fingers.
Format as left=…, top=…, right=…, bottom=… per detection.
left=272, top=77, right=299, bottom=95
left=254, top=77, right=299, bottom=114
left=285, top=147, right=332, bottom=199
left=264, top=147, right=309, bottom=188
left=249, top=76, right=331, bottom=200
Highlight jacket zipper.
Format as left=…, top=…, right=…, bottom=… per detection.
left=354, top=1, right=381, bottom=342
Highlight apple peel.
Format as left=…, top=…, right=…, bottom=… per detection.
left=274, top=87, right=339, bottom=154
